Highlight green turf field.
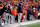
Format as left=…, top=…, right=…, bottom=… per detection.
left=18, top=23, right=40, bottom=27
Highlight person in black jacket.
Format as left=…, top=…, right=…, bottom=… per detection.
left=27, top=9, right=30, bottom=20
left=0, top=1, right=6, bottom=26
left=29, top=10, right=34, bottom=20
left=17, top=2, right=23, bottom=13
left=17, top=2, right=23, bottom=24
left=6, top=6, right=11, bottom=24
left=38, top=2, right=40, bottom=11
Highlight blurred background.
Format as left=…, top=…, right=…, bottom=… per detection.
left=0, top=0, right=40, bottom=27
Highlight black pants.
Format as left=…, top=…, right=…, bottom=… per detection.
left=15, top=15, right=18, bottom=22
left=27, top=15, right=30, bottom=20
left=38, top=16, right=40, bottom=19
left=4, top=20, right=5, bottom=24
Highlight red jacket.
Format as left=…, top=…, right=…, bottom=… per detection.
left=2, top=14, right=4, bottom=21
left=11, top=9, right=18, bottom=16
left=0, top=4, right=3, bottom=8
left=34, top=10, right=37, bottom=18
left=23, top=8, right=27, bottom=15
left=35, top=5, right=38, bottom=8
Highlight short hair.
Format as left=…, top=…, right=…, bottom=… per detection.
left=20, top=2, right=22, bottom=3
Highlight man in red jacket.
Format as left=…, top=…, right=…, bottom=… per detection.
left=11, top=6, right=18, bottom=23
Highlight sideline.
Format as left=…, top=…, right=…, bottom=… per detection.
left=4, top=20, right=40, bottom=27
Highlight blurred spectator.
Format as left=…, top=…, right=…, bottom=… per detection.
left=27, top=9, right=30, bottom=20
left=0, top=0, right=40, bottom=25
left=38, top=1, right=40, bottom=11
left=17, top=2, right=23, bottom=24
left=29, top=9, right=34, bottom=20
left=0, top=1, right=6, bottom=26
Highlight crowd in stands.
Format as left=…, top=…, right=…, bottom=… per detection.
left=0, top=0, right=40, bottom=26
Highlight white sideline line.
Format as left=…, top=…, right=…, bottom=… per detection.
left=4, top=20, right=40, bottom=27
left=20, top=20, right=40, bottom=25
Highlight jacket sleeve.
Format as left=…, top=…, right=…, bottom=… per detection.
left=1, top=6, right=7, bottom=15
left=17, top=4, right=19, bottom=11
